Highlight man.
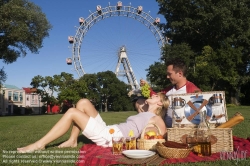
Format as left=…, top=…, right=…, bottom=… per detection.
left=136, top=58, right=201, bottom=128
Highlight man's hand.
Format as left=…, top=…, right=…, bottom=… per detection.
left=140, top=79, right=147, bottom=86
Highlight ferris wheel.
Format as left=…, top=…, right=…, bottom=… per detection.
left=67, top=1, right=167, bottom=90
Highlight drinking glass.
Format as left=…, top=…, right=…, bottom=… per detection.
left=175, top=116, right=184, bottom=128
left=125, top=137, right=136, bottom=150
left=112, top=137, right=123, bottom=155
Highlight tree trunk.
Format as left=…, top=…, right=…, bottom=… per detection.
left=104, top=98, right=108, bottom=112
left=230, top=89, right=240, bottom=105
left=230, top=96, right=240, bottom=105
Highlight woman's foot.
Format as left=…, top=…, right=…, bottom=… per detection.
left=17, top=143, right=45, bottom=153
left=58, top=139, right=77, bottom=148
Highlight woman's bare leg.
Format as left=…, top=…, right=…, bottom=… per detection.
left=58, top=99, right=98, bottom=148
left=17, top=105, right=95, bottom=153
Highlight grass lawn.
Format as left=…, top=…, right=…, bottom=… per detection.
left=0, top=106, right=249, bottom=166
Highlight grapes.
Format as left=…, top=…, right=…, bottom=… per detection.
left=140, top=83, right=151, bottom=98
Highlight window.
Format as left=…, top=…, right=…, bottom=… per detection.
left=13, top=92, right=18, bottom=101
left=19, top=92, right=23, bottom=102
left=8, top=91, right=12, bottom=101
left=31, top=94, right=37, bottom=104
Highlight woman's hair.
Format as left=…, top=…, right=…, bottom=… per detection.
left=155, top=92, right=170, bottom=118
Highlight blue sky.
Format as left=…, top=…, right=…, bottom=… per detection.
left=1, top=0, right=165, bottom=89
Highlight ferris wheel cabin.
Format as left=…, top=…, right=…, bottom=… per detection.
left=68, top=36, right=74, bottom=44
left=117, top=1, right=122, bottom=10
left=67, top=36, right=73, bottom=65
left=137, top=6, right=143, bottom=14
left=96, top=5, right=102, bottom=15
left=153, top=17, right=160, bottom=25
left=79, top=17, right=85, bottom=25
left=66, top=58, right=72, bottom=65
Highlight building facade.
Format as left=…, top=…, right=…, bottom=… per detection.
left=23, top=87, right=42, bottom=114
left=0, top=84, right=42, bottom=115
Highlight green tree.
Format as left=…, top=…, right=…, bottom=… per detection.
left=58, top=78, right=88, bottom=104
left=146, top=61, right=167, bottom=92
left=80, top=71, right=134, bottom=112
left=155, top=0, right=250, bottom=104
left=55, top=72, right=82, bottom=104
left=57, top=71, right=134, bottom=112
left=31, top=73, right=81, bottom=113
left=54, top=72, right=75, bottom=90
left=79, top=73, right=101, bottom=107
left=97, top=71, right=134, bottom=112
left=30, top=75, right=59, bottom=110
left=0, top=67, right=7, bottom=86
left=0, top=0, right=52, bottom=63
left=0, top=0, right=52, bottom=84
left=147, top=43, right=195, bottom=91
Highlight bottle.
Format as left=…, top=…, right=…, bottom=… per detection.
left=194, top=110, right=212, bottom=156
left=186, top=129, right=196, bottom=148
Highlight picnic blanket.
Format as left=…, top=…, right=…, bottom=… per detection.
left=76, top=136, right=250, bottom=166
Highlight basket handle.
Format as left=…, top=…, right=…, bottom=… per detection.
left=140, top=123, right=162, bottom=139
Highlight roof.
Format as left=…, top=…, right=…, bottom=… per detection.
left=3, top=84, right=21, bottom=90
left=23, top=87, right=37, bottom=93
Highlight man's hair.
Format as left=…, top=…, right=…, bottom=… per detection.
left=165, top=58, right=187, bottom=76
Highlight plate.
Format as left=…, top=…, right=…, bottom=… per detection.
left=184, top=101, right=212, bottom=124
left=122, top=150, right=155, bottom=159
left=125, top=153, right=155, bottom=159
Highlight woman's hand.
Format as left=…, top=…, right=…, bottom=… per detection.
left=137, top=105, right=145, bottom=113
left=135, top=98, right=148, bottom=113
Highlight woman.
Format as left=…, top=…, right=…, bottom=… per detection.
left=17, top=92, right=169, bottom=153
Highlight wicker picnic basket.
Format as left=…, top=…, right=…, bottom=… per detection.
left=156, top=142, right=192, bottom=159
left=137, top=123, right=165, bottom=151
left=167, top=128, right=233, bottom=153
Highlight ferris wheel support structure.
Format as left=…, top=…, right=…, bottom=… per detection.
left=115, top=46, right=139, bottom=90
left=69, top=2, right=167, bottom=78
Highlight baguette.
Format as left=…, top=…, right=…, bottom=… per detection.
left=216, top=112, right=244, bottom=128
left=162, top=141, right=189, bottom=149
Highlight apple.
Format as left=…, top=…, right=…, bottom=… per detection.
left=146, top=131, right=156, bottom=137
left=157, top=135, right=163, bottom=139
left=144, top=134, right=149, bottom=139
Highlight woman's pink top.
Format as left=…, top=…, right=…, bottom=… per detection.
left=116, top=112, right=155, bottom=138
